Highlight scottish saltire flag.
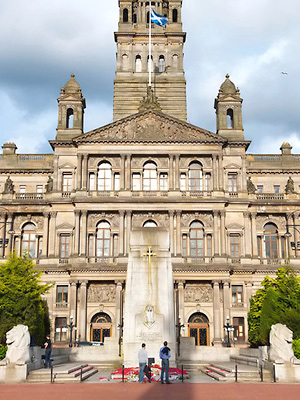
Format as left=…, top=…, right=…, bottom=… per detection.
left=150, top=8, right=168, bottom=27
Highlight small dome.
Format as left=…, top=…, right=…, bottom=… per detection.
left=219, top=74, right=238, bottom=95
left=64, top=73, right=81, bottom=94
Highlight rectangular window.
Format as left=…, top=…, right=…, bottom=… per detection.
left=56, top=285, right=68, bottom=304
left=159, top=173, right=168, bottom=191
left=257, top=236, right=262, bottom=258
left=55, top=317, right=67, bottom=342
left=88, top=235, right=94, bottom=257
left=182, top=234, right=187, bottom=257
left=232, top=285, right=243, bottom=304
left=20, top=185, right=26, bottom=198
left=274, top=185, right=280, bottom=194
left=228, top=174, right=237, bottom=192
left=230, top=234, right=240, bottom=258
left=36, top=185, right=43, bottom=198
left=37, top=237, right=43, bottom=258
left=180, top=173, right=186, bottom=191
left=207, top=234, right=212, bottom=257
left=114, top=173, right=120, bottom=191
left=113, top=234, right=118, bottom=257
left=60, top=234, right=70, bottom=259
left=89, top=173, right=95, bottom=191
left=132, top=173, right=141, bottom=191
left=257, top=185, right=263, bottom=194
left=62, top=173, right=72, bottom=192
left=281, top=236, right=286, bottom=259
left=233, top=317, right=245, bottom=342
left=205, top=173, right=211, bottom=191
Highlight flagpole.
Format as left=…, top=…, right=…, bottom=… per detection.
left=149, top=7, right=151, bottom=87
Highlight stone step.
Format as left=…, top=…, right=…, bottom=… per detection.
left=230, top=355, right=259, bottom=366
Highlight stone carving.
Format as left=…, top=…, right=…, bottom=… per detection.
left=3, top=176, right=14, bottom=194
left=45, top=176, right=53, bottom=193
left=247, top=177, right=256, bottom=194
left=0, top=325, right=30, bottom=365
left=144, top=305, right=155, bottom=328
left=87, top=284, right=116, bottom=303
left=139, top=86, right=162, bottom=112
left=285, top=177, right=295, bottom=194
left=184, top=285, right=213, bottom=303
left=13, top=215, right=43, bottom=230
left=269, top=324, right=300, bottom=364
left=75, top=112, right=223, bottom=144
left=88, top=213, right=119, bottom=228
left=133, top=213, right=169, bottom=228
left=181, top=213, right=213, bottom=228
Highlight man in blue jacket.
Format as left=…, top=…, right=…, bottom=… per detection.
left=159, top=341, right=171, bottom=384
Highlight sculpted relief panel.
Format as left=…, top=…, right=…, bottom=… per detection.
left=184, top=284, right=213, bottom=303
left=88, top=284, right=116, bottom=303
left=133, top=213, right=169, bottom=228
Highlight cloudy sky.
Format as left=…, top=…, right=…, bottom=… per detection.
left=0, top=0, right=300, bottom=154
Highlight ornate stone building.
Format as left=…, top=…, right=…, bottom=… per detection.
left=1, top=0, right=300, bottom=360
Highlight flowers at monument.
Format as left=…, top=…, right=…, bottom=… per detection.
left=111, top=365, right=189, bottom=382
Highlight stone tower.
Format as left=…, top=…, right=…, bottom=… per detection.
left=113, top=0, right=187, bottom=122
left=214, top=74, right=244, bottom=141
left=56, top=74, right=86, bottom=140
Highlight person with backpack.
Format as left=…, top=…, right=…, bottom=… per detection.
left=159, top=341, right=171, bottom=384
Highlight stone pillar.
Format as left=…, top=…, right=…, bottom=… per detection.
left=126, top=211, right=132, bottom=254
left=212, top=281, right=221, bottom=343
left=69, top=281, right=78, bottom=324
left=218, top=154, right=224, bottom=191
left=74, top=211, right=80, bottom=256
left=169, top=211, right=174, bottom=254
left=80, top=211, right=87, bottom=257
left=53, top=155, right=59, bottom=191
left=41, top=212, right=49, bottom=258
left=245, top=281, right=253, bottom=311
left=119, top=211, right=125, bottom=255
left=213, top=211, right=220, bottom=256
left=48, top=212, right=57, bottom=257
left=176, top=210, right=181, bottom=255
left=77, top=154, right=83, bottom=190
left=212, top=155, right=218, bottom=191
left=177, top=281, right=185, bottom=323
left=223, top=281, right=231, bottom=324
left=169, top=155, right=174, bottom=190
left=82, top=155, right=88, bottom=190
left=241, top=155, right=246, bottom=192
left=0, top=213, right=7, bottom=258
left=244, top=212, right=251, bottom=257
left=251, top=213, right=258, bottom=257
left=121, top=155, right=126, bottom=190
left=175, top=155, right=180, bottom=190
left=126, top=155, right=131, bottom=190
left=220, top=211, right=226, bottom=256
left=78, top=281, right=87, bottom=342
left=115, top=281, right=123, bottom=331
left=293, top=213, right=299, bottom=259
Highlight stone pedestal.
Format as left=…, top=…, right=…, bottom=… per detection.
left=123, top=228, right=176, bottom=366
left=0, top=364, right=28, bottom=383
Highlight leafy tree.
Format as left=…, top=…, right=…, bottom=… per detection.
left=0, top=254, right=52, bottom=346
left=248, top=266, right=300, bottom=347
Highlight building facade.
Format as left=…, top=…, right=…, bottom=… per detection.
left=1, top=0, right=300, bottom=357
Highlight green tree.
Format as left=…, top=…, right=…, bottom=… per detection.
left=0, top=254, right=52, bottom=346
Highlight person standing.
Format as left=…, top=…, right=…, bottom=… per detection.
left=138, top=343, right=148, bottom=383
left=159, top=341, right=171, bottom=384
left=44, top=334, right=52, bottom=368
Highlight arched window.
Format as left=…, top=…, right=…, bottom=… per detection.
left=227, top=109, right=234, bottom=128
left=122, top=54, right=129, bottom=70
left=135, top=55, right=142, bottom=72
left=21, top=223, right=36, bottom=259
left=91, top=312, right=112, bottom=343
left=172, top=54, right=179, bottom=69
left=66, top=108, right=74, bottom=129
left=98, top=162, right=112, bottom=191
left=188, top=162, right=203, bottom=190
left=123, top=8, right=128, bottom=23
left=188, top=312, right=209, bottom=346
left=132, top=13, right=137, bottom=23
left=143, top=162, right=158, bottom=191
left=172, top=8, right=178, bottom=23
left=264, top=223, right=278, bottom=259
left=96, top=221, right=111, bottom=258
left=143, top=220, right=158, bottom=228
left=147, top=55, right=153, bottom=72
left=158, top=55, right=165, bottom=73
left=190, top=221, right=204, bottom=257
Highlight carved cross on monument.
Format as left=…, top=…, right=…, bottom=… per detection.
left=143, top=246, right=156, bottom=282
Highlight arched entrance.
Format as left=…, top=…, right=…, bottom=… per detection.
left=90, top=312, right=112, bottom=343
left=188, top=312, right=210, bottom=346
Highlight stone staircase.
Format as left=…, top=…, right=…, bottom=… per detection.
left=27, top=363, right=98, bottom=383
left=200, top=363, right=273, bottom=383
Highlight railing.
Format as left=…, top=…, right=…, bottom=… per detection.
left=256, top=193, right=284, bottom=200
left=15, top=193, right=44, bottom=200
left=59, top=258, right=69, bottom=264
left=62, top=192, right=72, bottom=198
left=19, top=155, right=47, bottom=161
left=55, top=302, right=69, bottom=309
left=252, top=155, right=281, bottom=162
left=228, top=192, right=238, bottom=198
left=181, top=190, right=212, bottom=198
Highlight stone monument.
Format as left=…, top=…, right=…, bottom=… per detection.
left=123, top=228, right=176, bottom=366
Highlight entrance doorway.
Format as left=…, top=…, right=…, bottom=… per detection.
left=90, top=312, right=112, bottom=343
left=188, top=312, right=210, bottom=346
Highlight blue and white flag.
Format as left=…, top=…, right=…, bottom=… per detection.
left=150, top=8, right=168, bottom=27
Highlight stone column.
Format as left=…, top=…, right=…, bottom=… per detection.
left=0, top=213, right=6, bottom=258
left=175, top=155, right=180, bottom=190
left=53, top=155, right=59, bottom=191
left=293, top=213, right=299, bottom=259
left=41, top=212, right=49, bottom=258
left=115, top=281, right=123, bottom=331
left=69, top=281, right=78, bottom=332
left=213, top=211, right=220, bottom=256
left=74, top=211, right=80, bottom=256
left=121, top=156, right=126, bottom=190
left=126, top=211, right=132, bottom=254
left=82, top=155, right=88, bottom=190
left=212, top=281, right=221, bottom=343
left=223, top=281, right=231, bottom=324
left=169, top=155, right=174, bottom=190
left=119, top=211, right=125, bottom=255
left=251, top=213, right=258, bottom=257
left=169, top=211, right=174, bottom=254
left=244, top=212, right=251, bottom=257
left=126, top=155, right=131, bottom=190
left=176, top=210, right=181, bottom=255
left=177, top=281, right=185, bottom=324
left=80, top=211, right=87, bottom=257
left=220, top=211, right=226, bottom=256
left=48, top=212, right=57, bottom=257
left=218, top=154, right=224, bottom=191
left=245, top=281, right=253, bottom=311
left=77, top=154, right=83, bottom=190
left=212, top=155, right=218, bottom=191
left=78, top=281, right=88, bottom=342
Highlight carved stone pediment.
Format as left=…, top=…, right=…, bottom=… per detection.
left=87, top=284, right=116, bottom=303
left=184, top=284, right=213, bottom=303
left=74, top=110, right=225, bottom=144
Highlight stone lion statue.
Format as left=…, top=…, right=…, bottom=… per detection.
left=0, top=325, right=30, bottom=365
left=269, top=323, right=300, bottom=364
